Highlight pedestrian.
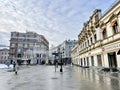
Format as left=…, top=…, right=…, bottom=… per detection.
left=15, top=63, right=18, bottom=75
left=13, top=62, right=16, bottom=71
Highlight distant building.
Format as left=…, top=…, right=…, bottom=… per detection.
left=9, top=31, right=49, bottom=64
left=49, top=40, right=77, bottom=64
left=0, top=48, right=9, bottom=64
left=49, top=46, right=58, bottom=64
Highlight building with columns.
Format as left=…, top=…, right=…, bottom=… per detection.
left=9, top=31, right=49, bottom=64
left=71, top=1, right=120, bottom=70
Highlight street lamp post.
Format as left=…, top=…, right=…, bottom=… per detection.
left=57, top=47, right=63, bottom=72
left=60, top=52, right=63, bottom=72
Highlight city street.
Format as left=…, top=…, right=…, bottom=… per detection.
left=0, top=65, right=120, bottom=90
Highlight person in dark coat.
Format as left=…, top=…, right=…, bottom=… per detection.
left=13, top=62, right=16, bottom=71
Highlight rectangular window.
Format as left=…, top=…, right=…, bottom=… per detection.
left=12, top=33, right=16, bottom=37
left=85, top=42, right=86, bottom=47
left=112, top=21, right=118, bottom=34
left=4, top=56, right=6, bottom=59
left=37, top=54, right=39, bottom=57
left=90, top=37, right=92, bottom=44
left=11, top=43, right=15, bottom=47
left=94, top=34, right=97, bottom=42
left=102, top=28, right=107, bottom=39
left=88, top=40, right=89, bottom=46
left=18, top=54, right=21, bottom=58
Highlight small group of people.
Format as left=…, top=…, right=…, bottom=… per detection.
left=13, top=61, right=18, bottom=75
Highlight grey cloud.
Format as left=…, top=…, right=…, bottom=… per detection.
left=0, top=0, right=117, bottom=46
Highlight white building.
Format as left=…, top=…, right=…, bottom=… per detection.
left=49, top=40, right=77, bottom=64
left=0, top=48, right=9, bottom=64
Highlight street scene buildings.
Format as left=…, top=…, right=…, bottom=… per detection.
left=71, top=1, right=120, bottom=71
left=0, top=0, right=120, bottom=90
left=9, top=31, right=49, bottom=65
left=49, top=40, right=77, bottom=64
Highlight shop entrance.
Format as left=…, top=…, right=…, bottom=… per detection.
left=91, top=56, right=94, bottom=66
left=87, top=57, right=89, bottom=66
left=108, top=52, right=117, bottom=68
left=84, top=58, right=86, bottom=66
left=97, top=55, right=102, bottom=66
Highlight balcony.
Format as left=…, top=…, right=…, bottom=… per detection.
left=102, top=33, right=120, bottom=45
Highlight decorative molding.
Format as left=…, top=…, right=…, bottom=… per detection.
left=108, top=14, right=117, bottom=22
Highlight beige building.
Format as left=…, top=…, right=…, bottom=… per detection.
left=71, top=1, right=120, bottom=70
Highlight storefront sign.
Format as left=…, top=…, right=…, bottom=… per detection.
left=102, top=47, right=105, bottom=52
left=102, top=42, right=120, bottom=51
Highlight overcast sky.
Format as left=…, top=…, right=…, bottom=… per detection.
left=0, top=0, right=117, bottom=47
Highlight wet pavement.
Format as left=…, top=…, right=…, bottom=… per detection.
left=0, top=65, right=120, bottom=90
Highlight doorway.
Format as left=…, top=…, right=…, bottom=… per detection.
left=91, top=56, right=94, bottom=66
left=97, top=55, right=102, bottom=66
left=84, top=58, right=86, bottom=66
left=108, top=52, right=117, bottom=68
left=87, top=57, right=89, bottom=66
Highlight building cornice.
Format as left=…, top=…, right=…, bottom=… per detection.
left=100, top=0, right=120, bottom=20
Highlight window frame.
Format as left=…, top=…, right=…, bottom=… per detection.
left=102, top=28, right=107, bottom=39
left=112, top=21, right=118, bottom=34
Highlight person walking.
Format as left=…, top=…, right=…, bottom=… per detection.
left=15, top=62, right=19, bottom=75
left=13, top=61, right=18, bottom=75
left=13, top=62, right=16, bottom=71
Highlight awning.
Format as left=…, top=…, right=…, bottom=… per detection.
left=117, top=49, right=120, bottom=55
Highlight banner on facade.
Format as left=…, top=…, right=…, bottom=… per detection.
left=102, top=42, right=120, bottom=51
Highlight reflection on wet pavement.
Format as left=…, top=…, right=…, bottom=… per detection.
left=0, top=65, right=120, bottom=90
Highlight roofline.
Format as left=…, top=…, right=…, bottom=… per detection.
left=100, top=0, right=120, bottom=20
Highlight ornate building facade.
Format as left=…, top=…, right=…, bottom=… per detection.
left=71, top=1, right=120, bottom=70
left=9, top=31, right=49, bottom=64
